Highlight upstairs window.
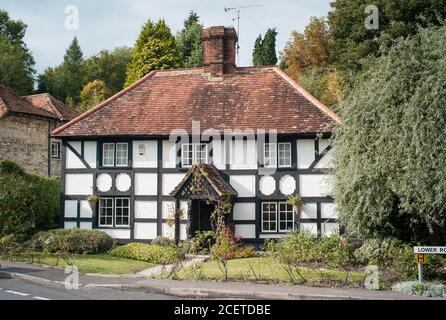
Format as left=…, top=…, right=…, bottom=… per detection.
left=264, top=143, right=277, bottom=168
left=102, top=142, right=128, bottom=167
left=181, top=143, right=208, bottom=167
left=51, top=141, right=60, bottom=159
left=278, top=143, right=292, bottom=167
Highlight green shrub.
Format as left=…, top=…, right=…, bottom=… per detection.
left=0, top=161, right=59, bottom=240
left=108, top=243, right=181, bottom=265
left=180, top=231, right=216, bottom=255
left=30, top=229, right=114, bottom=254
left=317, top=234, right=356, bottom=270
left=354, top=238, right=405, bottom=269
left=151, top=236, right=175, bottom=247
left=392, top=281, right=446, bottom=297
left=0, top=235, right=22, bottom=260
left=274, top=230, right=318, bottom=265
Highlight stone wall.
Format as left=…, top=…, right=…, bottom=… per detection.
left=0, top=114, right=50, bottom=176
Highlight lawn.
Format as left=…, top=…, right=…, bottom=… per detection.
left=175, top=257, right=366, bottom=286
left=16, top=254, right=154, bottom=275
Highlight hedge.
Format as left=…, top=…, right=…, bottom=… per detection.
left=109, top=243, right=181, bottom=265
left=30, top=229, right=114, bottom=254
left=0, top=161, right=59, bottom=240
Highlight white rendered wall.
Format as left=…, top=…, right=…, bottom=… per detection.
left=64, top=221, right=77, bottom=229
left=321, top=203, right=338, bottom=219
left=133, top=141, right=157, bottom=168
left=230, top=139, right=257, bottom=170
left=299, top=174, right=332, bottom=197
left=99, top=229, right=131, bottom=239
left=233, top=203, right=256, bottom=220
left=134, top=223, right=157, bottom=240
left=212, top=139, right=226, bottom=170
left=65, top=174, right=93, bottom=195
left=80, top=200, right=92, bottom=218
left=134, top=173, right=157, bottom=195
left=66, top=142, right=86, bottom=169
left=297, top=139, right=315, bottom=169
left=162, top=173, right=186, bottom=196
left=321, top=223, right=339, bottom=236
left=134, top=201, right=157, bottom=219
left=234, top=224, right=256, bottom=239
left=162, top=140, right=176, bottom=168
left=230, top=175, right=256, bottom=198
left=64, top=200, right=77, bottom=218
left=79, top=222, right=92, bottom=230
left=300, top=203, right=317, bottom=219
left=300, top=223, right=318, bottom=236
left=84, top=141, right=97, bottom=168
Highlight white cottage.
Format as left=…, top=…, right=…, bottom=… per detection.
left=52, top=26, right=340, bottom=244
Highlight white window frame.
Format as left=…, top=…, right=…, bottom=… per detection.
left=181, top=143, right=208, bottom=167
left=278, top=142, right=292, bottom=167
left=264, top=143, right=277, bottom=168
left=261, top=202, right=277, bottom=232
left=114, top=198, right=130, bottom=227
left=115, top=143, right=129, bottom=167
left=102, top=143, right=115, bottom=167
left=51, top=141, right=60, bottom=158
left=98, top=198, right=114, bottom=227
left=279, top=202, right=294, bottom=232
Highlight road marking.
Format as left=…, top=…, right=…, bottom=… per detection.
left=5, top=290, right=30, bottom=296
left=33, top=296, right=51, bottom=301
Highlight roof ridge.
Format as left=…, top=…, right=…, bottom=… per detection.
left=272, top=67, right=341, bottom=124
left=52, top=70, right=158, bottom=136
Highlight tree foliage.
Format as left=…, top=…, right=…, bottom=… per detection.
left=333, top=25, right=446, bottom=244
left=78, top=79, right=112, bottom=113
left=252, top=28, right=278, bottom=66
left=0, top=10, right=35, bottom=95
left=125, top=19, right=181, bottom=86
left=328, top=0, right=446, bottom=72
left=61, top=37, right=84, bottom=104
left=176, top=11, right=203, bottom=68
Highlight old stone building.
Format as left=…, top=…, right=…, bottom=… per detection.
left=0, top=85, right=79, bottom=176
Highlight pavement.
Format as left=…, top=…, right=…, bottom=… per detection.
left=0, top=260, right=442, bottom=300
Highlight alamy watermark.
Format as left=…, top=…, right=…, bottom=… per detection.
left=65, top=5, right=79, bottom=30
left=64, top=265, right=79, bottom=290
left=365, top=5, right=379, bottom=30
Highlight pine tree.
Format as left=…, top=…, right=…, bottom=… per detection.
left=62, top=37, right=84, bottom=104
left=176, top=11, right=203, bottom=68
left=125, top=19, right=181, bottom=86
left=252, top=35, right=263, bottom=66
left=262, top=28, right=278, bottom=66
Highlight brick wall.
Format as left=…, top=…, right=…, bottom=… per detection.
left=0, top=114, right=51, bottom=176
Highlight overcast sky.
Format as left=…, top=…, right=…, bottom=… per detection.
left=1, top=0, right=332, bottom=74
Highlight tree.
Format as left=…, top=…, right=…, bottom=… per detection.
left=280, top=17, right=331, bottom=77
left=176, top=11, right=203, bottom=68
left=0, top=10, right=35, bottom=95
left=125, top=19, right=181, bottom=86
left=83, top=47, right=132, bottom=94
left=78, top=80, right=112, bottom=113
left=333, top=25, right=446, bottom=244
left=252, top=29, right=278, bottom=66
left=328, top=0, right=446, bottom=72
left=261, top=28, right=278, bottom=66
left=252, top=35, right=263, bottom=66
left=61, top=37, right=84, bottom=104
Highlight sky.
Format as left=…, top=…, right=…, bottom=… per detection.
left=0, top=0, right=332, bottom=74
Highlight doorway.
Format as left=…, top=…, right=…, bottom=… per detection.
left=190, top=199, right=215, bottom=235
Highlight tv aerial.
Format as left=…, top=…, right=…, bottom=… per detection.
left=224, top=4, right=262, bottom=65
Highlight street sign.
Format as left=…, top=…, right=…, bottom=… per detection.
left=416, top=253, right=427, bottom=264
left=413, top=246, right=446, bottom=254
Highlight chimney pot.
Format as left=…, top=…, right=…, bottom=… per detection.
left=202, top=26, right=238, bottom=76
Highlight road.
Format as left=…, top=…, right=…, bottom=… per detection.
left=0, top=278, right=178, bottom=300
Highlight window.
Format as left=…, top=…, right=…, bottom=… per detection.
left=279, top=202, right=294, bottom=232
left=262, top=202, right=277, bottom=232
left=181, top=143, right=208, bottom=167
left=278, top=143, right=291, bottom=167
left=98, top=197, right=130, bottom=228
left=264, top=143, right=277, bottom=167
left=102, top=143, right=115, bottom=167
left=116, top=143, right=128, bottom=167
left=102, top=142, right=129, bottom=167
left=115, top=198, right=130, bottom=227
left=51, top=142, right=60, bottom=158
left=99, top=198, right=114, bottom=227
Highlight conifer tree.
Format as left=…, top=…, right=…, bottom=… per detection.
left=176, top=11, right=203, bottom=68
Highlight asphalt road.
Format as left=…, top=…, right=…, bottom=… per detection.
left=0, top=278, right=178, bottom=300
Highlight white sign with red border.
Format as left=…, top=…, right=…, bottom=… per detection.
left=413, top=246, right=446, bottom=254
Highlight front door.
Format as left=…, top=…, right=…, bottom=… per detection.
left=190, top=200, right=214, bottom=236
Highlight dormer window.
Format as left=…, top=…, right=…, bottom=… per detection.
left=181, top=143, right=208, bottom=167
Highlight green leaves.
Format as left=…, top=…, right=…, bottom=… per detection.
left=176, top=11, right=203, bottom=68
left=334, top=25, right=446, bottom=243
left=125, top=19, right=181, bottom=86
left=252, top=28, right=278, bottom=66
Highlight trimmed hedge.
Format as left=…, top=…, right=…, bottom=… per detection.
left=30, top=229, right=114, bottom=254
left=109, top=243, right=181, bottom=265
left=0, top=161, right=59, bottom=240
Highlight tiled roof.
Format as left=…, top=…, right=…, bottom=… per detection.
left=52, top=66, right=340, bottom=137
left=170, top=163, right=238, bottom=200
left=0, top=85, right=57, bottom=119
left=24, top=93, right=79, bottom=121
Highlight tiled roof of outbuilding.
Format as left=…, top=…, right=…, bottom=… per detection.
left=52, top=66, right=340, bottom=137
left=24, top=93, right=80, bottom=121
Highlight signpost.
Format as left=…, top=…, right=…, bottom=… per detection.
left=413, top=247, right=446, bottom=283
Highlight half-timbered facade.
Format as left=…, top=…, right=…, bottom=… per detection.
left=52, top=26, right=340, bottom=243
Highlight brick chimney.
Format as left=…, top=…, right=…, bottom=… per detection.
left=202, top=26, right=238, bottom=76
